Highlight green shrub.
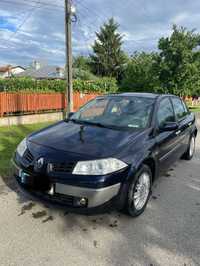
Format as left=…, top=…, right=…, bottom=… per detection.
left=0, top=77, right=118, bottom=94
left=73, top=68, right=98, bottom=81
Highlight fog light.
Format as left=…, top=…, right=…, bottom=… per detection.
left=48, top=184, right=54, bottom=195
left=79, top=197, right=87, bottom=206
left=74, top=197, right=88, bottom=207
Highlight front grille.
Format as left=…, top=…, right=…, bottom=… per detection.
left=51, top=162, right=75, bottom=173
left=23, top=149, right=34, bottom=164
left=53, top=193, right=74, bottom=205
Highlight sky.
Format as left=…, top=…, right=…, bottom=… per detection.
left=0, top=0, right=200, bottom=67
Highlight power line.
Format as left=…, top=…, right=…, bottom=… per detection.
left=1, top=1, right=42, bottom=49
left=76, top=6, right=125, bottom=48
left=0, top=0, right=157, bottom=57
left=21, top=0, right=64, bottom=8
left=75, top=0, right=147, bottom=47
left=75, top=16, right=94, bottom=55
left=0, top=0, right=65, bottom=48
left=76, top=10, right=99, bottom=34
left=0, top=0, right=68, bottom=51
left=0, top=0, right=64, bottom=11
left=76, top=0, right=107, bottom=24
left=75, top=0, right=154, bottom=43
left=75, top=1, right=127, bottom=33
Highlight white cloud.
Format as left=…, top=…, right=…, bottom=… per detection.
left=172, top=12, right=189, bottom=24
left=52, top=32, right=65, bottom=42
left=1, top=0, right=200, bottom=65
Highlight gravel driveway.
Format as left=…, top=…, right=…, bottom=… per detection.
left=0, top=122, right=200, bottom=266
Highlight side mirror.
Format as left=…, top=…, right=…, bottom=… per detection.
left=159, top=122, right=178, bottom=132
left=68, top=112, right=74, bottom=118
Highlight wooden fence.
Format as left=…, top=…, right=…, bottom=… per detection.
left=0, top=92, right=99, bottom=117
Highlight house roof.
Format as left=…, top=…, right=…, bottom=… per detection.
left=0, top=65, right=12, bottom=73
left=16, top=65, right=64, bottom=79
left=12, top=66, right=25, bottom=70
left=0, top=65, right=25, bottom=73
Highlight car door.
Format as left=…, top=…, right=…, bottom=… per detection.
left=155, top=97, right=180, bottom=173
left=171, top=97, right=191, bottom=157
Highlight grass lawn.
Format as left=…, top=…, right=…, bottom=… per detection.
left=189, top=106, right=200, bottom=113
left=0, top=121, right=56, bottom=177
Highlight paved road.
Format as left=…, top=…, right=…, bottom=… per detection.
left=0, top=126, right=200, bottom=266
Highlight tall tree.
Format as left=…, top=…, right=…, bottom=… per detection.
left=121, top=52, right=160, bottom=92
left=156, top=25, right=200, bottom=95
left=90, top=18, right=126, bottom=79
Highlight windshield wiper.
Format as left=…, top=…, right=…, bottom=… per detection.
left=78, top=120, right=107, bottom=128
left=81, top=121, right=125, bottom=130
left=68, top=118, right=84, bottom=124
left=69, top=119, right=119, bottom=129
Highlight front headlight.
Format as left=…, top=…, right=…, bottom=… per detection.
left=72, top=158, right=128, bottom=175
left=16, top=138, right=27, bottom=157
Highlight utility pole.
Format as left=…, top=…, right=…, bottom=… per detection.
left=65, top=0, right=73, bottom=115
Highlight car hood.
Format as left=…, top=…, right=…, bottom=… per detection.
left=28, top=121, right=142, bottom=158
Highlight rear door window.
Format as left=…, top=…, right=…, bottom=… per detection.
left=171, top=97, right=187, bottom=121
left=157, top=97, right=175, bottom=127
left=182, top=100, right=189, bottom=114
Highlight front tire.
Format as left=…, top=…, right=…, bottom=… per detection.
left=125, top=164, right=152, bottom=217
left=182, top=134, right=196, bottom=160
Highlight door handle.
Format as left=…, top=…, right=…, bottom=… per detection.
left=175, top=130, right=181, bottom=136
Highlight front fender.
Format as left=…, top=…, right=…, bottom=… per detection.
left=117, top=150, right=158, bottom=210
left=125, top=145, right=158, bottom=184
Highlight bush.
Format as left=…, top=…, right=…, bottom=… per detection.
left=0, top=77, right=118, bottom=94
left=73, top=68, right=98, bottom=81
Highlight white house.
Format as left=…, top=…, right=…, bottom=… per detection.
left=0, top=65, right=25, bottom=78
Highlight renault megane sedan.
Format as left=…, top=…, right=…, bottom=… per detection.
left=12, top=93, right=197, bottom=217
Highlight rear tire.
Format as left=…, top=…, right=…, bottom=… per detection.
left=182, top=134, right=195, bottom=160
left=125, top=164, right=152, bottom=217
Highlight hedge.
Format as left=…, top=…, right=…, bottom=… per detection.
left=0, top=77, right=118, bottom=94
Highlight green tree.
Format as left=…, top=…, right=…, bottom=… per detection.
left=121, top=52, right=160, bottom=92
left=156, top=25, right=200, bottom=96
left=90, top=18, right=126, bottom=80
left=72, top=56, right=98, bottom=80
left=73, top=56, right=91, bottom=71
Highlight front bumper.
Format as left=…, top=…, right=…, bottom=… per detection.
left=55, top=182, right=121, bottom=208
left=12, top=159, right=123, bottom=209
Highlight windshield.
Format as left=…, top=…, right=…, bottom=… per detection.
left=70, top=96, right=155, bottom=129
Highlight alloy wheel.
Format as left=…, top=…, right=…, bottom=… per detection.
left=189, top=136, right=195, bottom=157
left=132, top=172, right=151, bottom=211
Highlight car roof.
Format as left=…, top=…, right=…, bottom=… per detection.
left=118, top=92, right=159, bottom=98
left=98, top=92, right=176, bottom=99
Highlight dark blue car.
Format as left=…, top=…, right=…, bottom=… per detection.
left=12, top=93, right=197, bottom=217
